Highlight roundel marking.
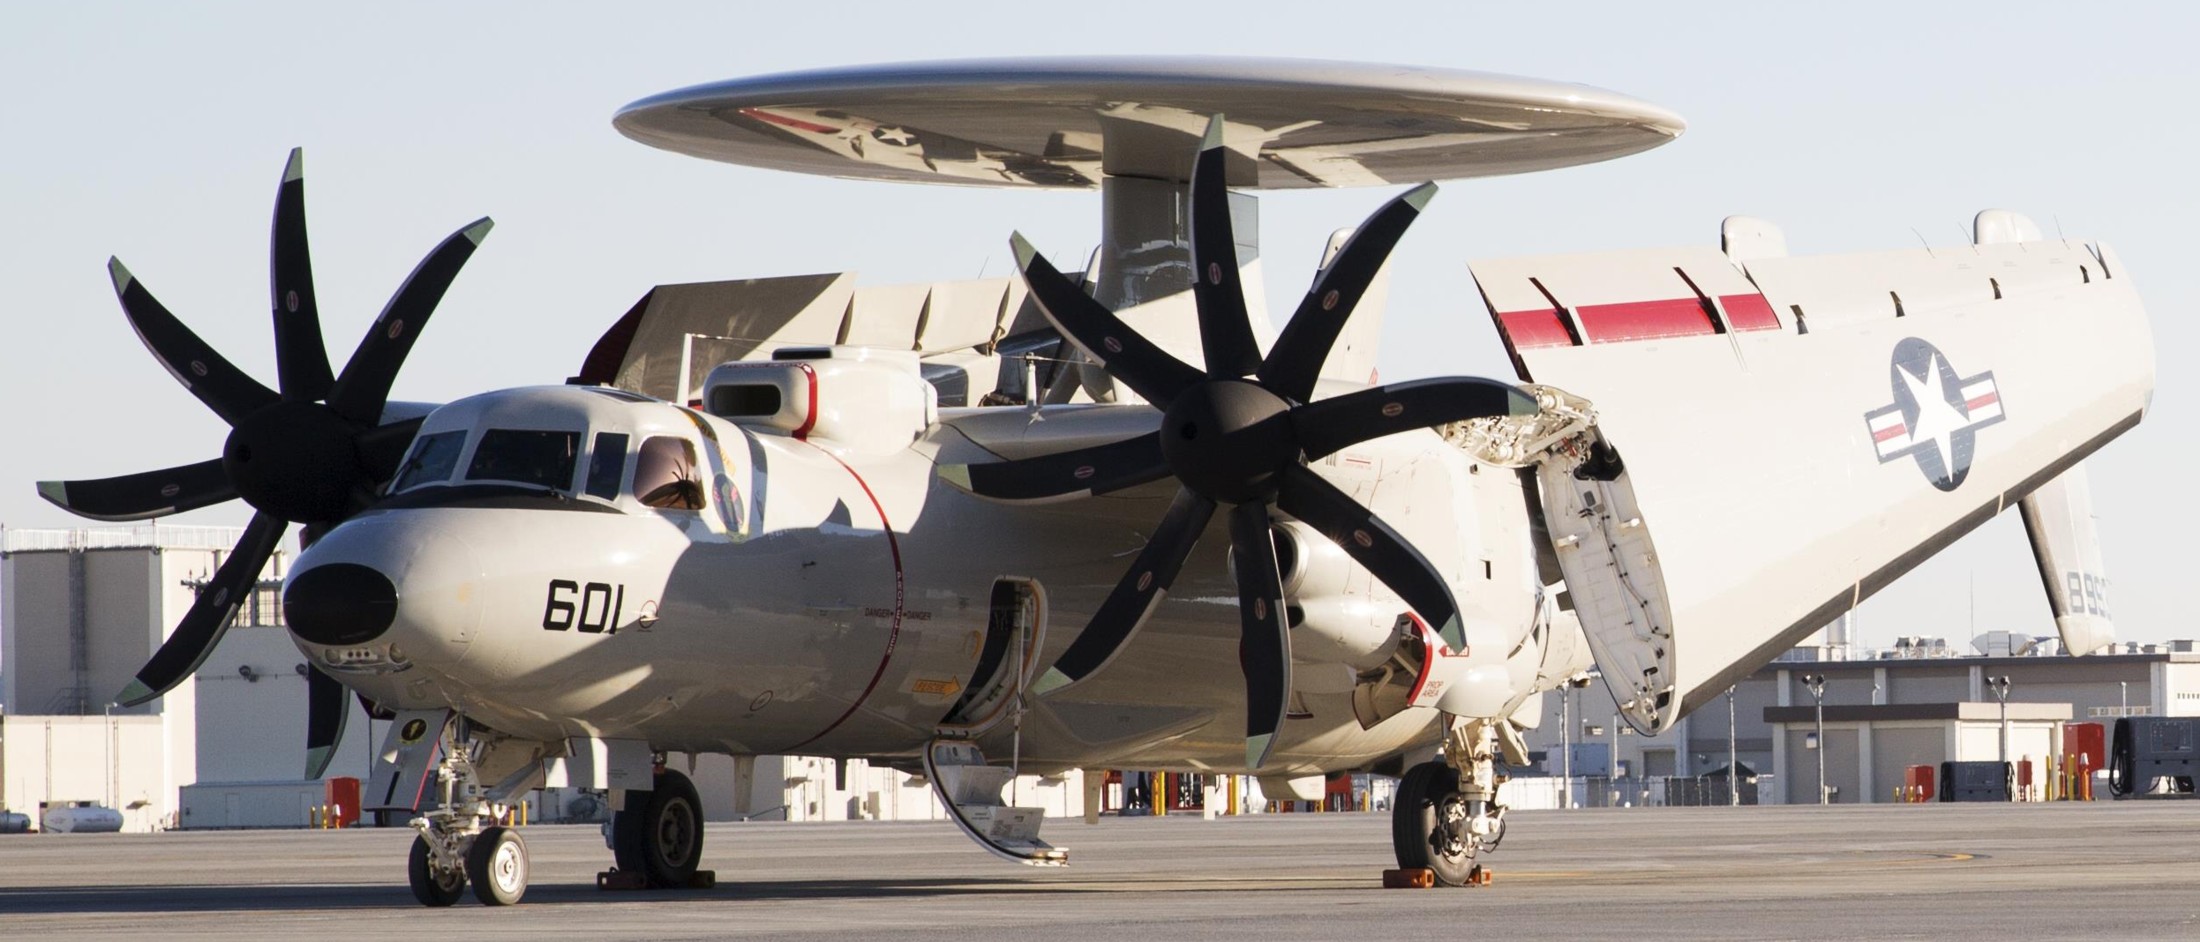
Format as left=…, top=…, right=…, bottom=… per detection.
left=1208, top=262, right=1223, bottom=285
left=1136, top=571, right=1154, bottom=592
left=1073, top=465, right=1096, bottom=480
left=285, top=290, right=300, bottom=313
left=387, top=318, right=405, bottom=340
left=1352, top=529, right=1373, bottom=548
left=1322, top=289, right=1340, bottom=311
left=1380, top=402, right=1404, bottom=418
left=1103, top=336, right=1123, bottom=354
left=159, top=483, right=181, bottom=498
left=1254, top=598, right=1269, bottom=620
left=190, top=360, right=210, bottom=377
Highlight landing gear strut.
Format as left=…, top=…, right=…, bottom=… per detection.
left=406, top=719, right=532, bottom=906
left=608, top=767, right=706, bottom=887
left=1391, top=719, right=1507, bottom=887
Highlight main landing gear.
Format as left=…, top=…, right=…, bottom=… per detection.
left=605, top=767, right=709, bottom=888
left=1391, top=718, right=1508, bottom=887
left=407, top=722, right=533, bottom=906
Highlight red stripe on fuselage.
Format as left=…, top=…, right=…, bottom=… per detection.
left=1575, top=298, right=1716, bottom=343
left=783, top=447, right=904, bottom=753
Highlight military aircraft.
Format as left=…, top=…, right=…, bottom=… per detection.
left=37, top=58, right=2151, bottom=905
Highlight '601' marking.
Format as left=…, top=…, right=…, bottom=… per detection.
left=543, top=580, right=626, bottom=634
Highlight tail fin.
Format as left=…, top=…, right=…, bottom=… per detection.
left=1466, top=218, right=2152, bottom=732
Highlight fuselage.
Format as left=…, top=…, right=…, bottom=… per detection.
left=286, top=384, right=1550, bottom=775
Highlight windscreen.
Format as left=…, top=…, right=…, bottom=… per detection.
left=465, top=429, right=581, bottom=491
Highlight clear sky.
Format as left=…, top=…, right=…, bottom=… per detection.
left=3, top=2, right=2192, bottom=649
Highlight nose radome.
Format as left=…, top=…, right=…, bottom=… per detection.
left=285, top=563, right=400, bottom=646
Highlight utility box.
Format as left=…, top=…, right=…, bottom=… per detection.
left=179, top=781, right=324, bottom=829
left=2109, top=717, right=2199, bottom=798
left=1938, top=761, right=2011, bottom=802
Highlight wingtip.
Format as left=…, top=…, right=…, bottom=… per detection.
left=1245, top=733, right=1276, bottom=771
left=114, top=679, right=158, bottom=709
left=462, top=217, right=495, bottom=245
left=1201, top=113, right=1227, bottom=152
left=1009, top=232, right=1037, bottom=269
left=1402, top=182, right=1439, bottom=212
left=284, top=147, right=305, bottom=183
left=107, top=257, right=133, bottom=294
left=304, top=745, right=336, bottom=781
left=36, top=480, right=69, bottom=509
left=936, top=464, right=974, bottom=492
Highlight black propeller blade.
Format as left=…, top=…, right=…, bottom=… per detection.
left=958, top=115, right=1537, bottom=768
left=305, top=663, right=349, bottom=779
left=39, top=150, right=487, bottom=716
left=36, top=458, right=234, bottom=522
left=116, top=512, right=286, bottom=706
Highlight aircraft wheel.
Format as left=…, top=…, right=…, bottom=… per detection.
left=408, top=834, right=466, bottom=906
left=1392, top=760, right=1477, bottom=887
left=466, top=826, right=529, bottom=905
left=612, top=769, right=705, bottom=887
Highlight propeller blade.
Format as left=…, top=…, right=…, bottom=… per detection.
left=939, top=432, right=1167, bottom=503
left=1294, top=377, right=1539, bottom=459
left=110, top=258, right=279, bottom=427
left=305, top=663, right=348, bottom=779
left=1257, top=183, right=1438, bottom=402
left=1010, top=232, right=1203, bottom=407
left=1033, top=487, right=1216, bottom=694
left=326, top=217, right=493, bottom=425
left=1189, top=115, right=1261, bottom=378
left=38, top=458, right=234, bottom=522
left=271, top=148, right=337, bottom=403
left=1230, top=500, right=1292, bottom=770
left=355, top=416, right=428, bottom=485
left=1275, top=463, right=1465, bottom=650
left=115, top=512, right=286, bottom=707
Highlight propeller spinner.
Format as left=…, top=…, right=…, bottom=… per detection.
left=38, top=150, right=489, bottom=775
left=942, top=117, right=1538, bottom=769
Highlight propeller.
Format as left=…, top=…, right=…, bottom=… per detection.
left=38, top=149, right=491, bottom=720
left=941, top=117, right=1538, bottom=769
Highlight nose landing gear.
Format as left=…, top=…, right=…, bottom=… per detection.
left=404, top=716, right=534, bottom=906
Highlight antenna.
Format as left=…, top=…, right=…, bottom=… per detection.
left=1910, top=227, right=1935, bottom=259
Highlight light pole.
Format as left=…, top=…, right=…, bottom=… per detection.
left=1727, top=685, right=1740, bottom=807
left=1559, top=681, right=1573, bottom=810
left=1801, top=673, right=1827, bottom=805
left=1987, top=675, right=2012, bottom=766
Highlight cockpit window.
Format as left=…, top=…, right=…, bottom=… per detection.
left=584, top=432, right=629, bottom=500
left=465, top=429, right=580, bottom=491
left=391, top=430, right=466, bottom=492
left=633, top=436, right=704, bottom=511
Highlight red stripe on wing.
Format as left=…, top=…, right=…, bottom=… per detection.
left=1719, top=293, right=1783, bottom=331
left=1496, top=308, right=1576, bottom=349
left=1575, top=298, right=1716, bottom=343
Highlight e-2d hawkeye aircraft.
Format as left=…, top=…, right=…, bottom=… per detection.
left=39, top=58, right=2151, bottom=905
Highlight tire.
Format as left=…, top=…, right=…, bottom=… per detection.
left=1391, top=760, right=1476, bottom=887
left=612, top=769, right=704, bottom=888
left=466, top=826, right=529, bottom=905
left=408, top=834, right=466, bottom=907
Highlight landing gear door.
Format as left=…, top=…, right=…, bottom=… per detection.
left=1449, top=389, right=1677, bottom=736
left=1532, top=430, right=1678, bottom=735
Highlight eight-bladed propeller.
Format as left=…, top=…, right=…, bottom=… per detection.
left=38, top=150, right=490, bottom=775
left=942, top=117, right=1538, bottom=769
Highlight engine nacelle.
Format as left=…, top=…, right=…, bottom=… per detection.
left=702, top=346, right=936, bottom=454
left=1268, top=522, right=1398, bottom=669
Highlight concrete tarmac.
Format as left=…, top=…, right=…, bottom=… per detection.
left=0, top=802, right=2195, bottom=940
